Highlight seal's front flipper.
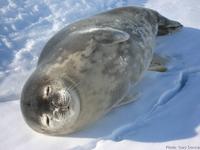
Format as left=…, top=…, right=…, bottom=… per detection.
left=148, top=65, right=167, bottom=72
left=80, top=27, right=130, bottom=57
left=157, top=14, right=183, bottom=36
left=148, top=53, right=168, bottom=72
left=77, top=27, right=130, bottom=45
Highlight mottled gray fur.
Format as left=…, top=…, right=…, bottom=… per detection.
left=21, top=6, right=182, bottom=135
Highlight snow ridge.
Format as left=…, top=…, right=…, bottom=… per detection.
left=151, top=68, right=200, bottom=110
left=1, top=0, right=200, bottom=150
left=69, top=68, right=200, bottom=150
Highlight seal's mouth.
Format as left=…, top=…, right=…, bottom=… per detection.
left=40, top=89, right=72, bottom=129
left=50, top=89, right=71, bottom=109
left=38, top=84, right=81, bottom=134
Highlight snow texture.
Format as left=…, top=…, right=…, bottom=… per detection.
left=0, top=0, right=200, bottom=150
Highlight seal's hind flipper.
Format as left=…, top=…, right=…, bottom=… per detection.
left=157, top=14, right=183, bottom=36
left=148, top=53, right=168, bottom=72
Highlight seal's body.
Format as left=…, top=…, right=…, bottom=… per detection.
left=21, top=6, right=182, bottom=135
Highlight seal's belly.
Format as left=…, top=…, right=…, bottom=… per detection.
left=64, top=38, right=153, bottom=128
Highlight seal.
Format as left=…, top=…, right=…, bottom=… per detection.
left=20, top=6, right=182, bottom=135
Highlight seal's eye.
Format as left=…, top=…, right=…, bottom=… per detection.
left=43, top=86, right=52, bottom=99
left=46, top=115, right=50, bottom=126
left=46, top=86, right=51, bottom=96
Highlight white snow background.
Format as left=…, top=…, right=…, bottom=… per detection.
left=0, top=0, right=200, bottom=150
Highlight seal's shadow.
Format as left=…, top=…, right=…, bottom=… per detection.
left=68, top=27, right=200, bottom=143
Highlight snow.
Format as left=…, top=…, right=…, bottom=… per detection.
left=0, top=0, right=200, bottom=150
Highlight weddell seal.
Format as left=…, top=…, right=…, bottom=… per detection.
left=20, top=6, right=182, bottom=135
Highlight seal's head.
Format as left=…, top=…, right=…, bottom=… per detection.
left=20, top=71, right=80, bottom=135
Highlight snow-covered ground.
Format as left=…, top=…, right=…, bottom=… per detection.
left=0, top=0, right=200, bottom=150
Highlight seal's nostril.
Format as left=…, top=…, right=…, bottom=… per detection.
left=26, top=102, right=31, bottom=107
